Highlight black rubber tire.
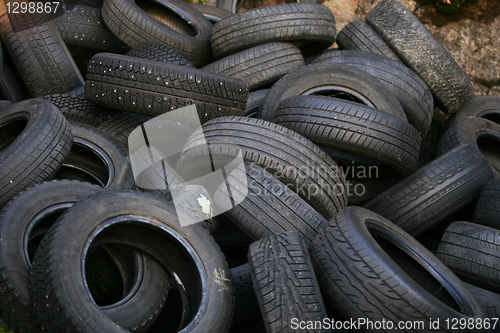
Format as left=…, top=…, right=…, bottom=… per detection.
left=245, top=89, right=268, bottom=118
left=0, top=99, right=73, bottom=207
left=0, top=13, right=85, bottom=96
left=190, top=3, right=232, bottom=23
left=29, top=190, right=234, bottom=333
left=336, top=19, right=401, bottom=63
left=231, top=263, right=260, bottom=325
left=365, top=0, right=474, bottom=114
left=210, top=4, right=336, bottom=59
left=364, top=144, right=495, bottom=237
left=437, top=116, right=500, bottom=178
left=214, top=163, right=329, bottom=243
left=312, top=50, right=434, bottom=135
left=249, top=231, right=329, bottom=333
left=465, top=283, right=500, bottom=333
left=274, top=95, right=421, bottom=176
left=0, top=64, right=25, bottom=103
left=216, top=0, right=320, bottom=14
left=257, top=63, right=406, bottom=122
left=437, top=221, right=500, bottom=293
left=474, top=179, right=500, bottom=230
left=0, top=100, right=12, bottom=111
left=126, top=40, right=194, bottom=66
left=443, top=96, right=500, bottom=135
left=42, top=87, right=117, bottom=127
left=311, top=206, right=486, bottom=332
left=85, top=53, right=248, bottom=122
left=102, top=0, right=213, bottom=67
left=201, top=42, right=304, bottom=92
left=54, top=5, right=128, bottom=53
left=53, top=122, right=135, bottom=189
left=97, top=111, right=152, bottom=147
left=176, top=116, right=348, bottom=220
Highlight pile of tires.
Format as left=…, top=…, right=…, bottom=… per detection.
left=0, top=0, right=499, bottom=331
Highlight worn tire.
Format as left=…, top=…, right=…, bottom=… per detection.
left=443, top=96, right=500, bottom=134
left=336, top=19, right=401, bottom=62
left=126, top=40, right=194, bottom=66
left=202, top=42, right=304, bottom=92
left=364, top=144, right=494, bottom=236
left=53, top=122, right=135, bottom=189
left=0, top=64, right=25, bottom=103
left=176, top=116, right=347, bottom=220
left=474, top=179, right=500, bottom=230
left=257, top=63, right=406, bottom=121
left=216, top=0, right=320, bottom=14
left=312, top=206, right=486, bottom=332
left=365, top=0, right=474, bottom=114
left=312, top=50, right=434, bottom=135
left=437, top=222, right=500, bottom=293
left=210, top=4, right=336, bottom=58
left=0, top=99, right=73, bottom=207
left=54, top=5, right=128, bottom=53
left=98, top=111, right=152, bottom=147
left=245, top=89, right=268, bottom=117
left=190, top=3, right=232, bottom=23
left=249, top=231, right=329, bottom=333
left=102, top=0, right=213, bottom=66
left=0, top=13, right=85, bottom=96
left=274, top=95, right=421, bottom=176
left=465, top=283, right=500, bottom=333
left=85, top=53, right=248, bottom=122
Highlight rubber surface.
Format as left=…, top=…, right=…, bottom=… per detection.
left=474, top=179, right=500, bottom=230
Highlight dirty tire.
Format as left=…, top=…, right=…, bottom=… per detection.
left=210, top=4, right=336, bottom=58
left=85, top=53, right=248, bottom=122
left=54, top=5, right=128, bottom=53
left=443, top=96, right=500, bottom=134
left=0, top=99, right=73, bottom=207
left=249, top=231, right=329, bottom=333
left=474, top=179, right=500, bottom=230
left=214, top=163, right=329, bottom=243
left=437, top=116, right=500, bottom=177
left=245, top=89, right=268, bottom=117
left=190, top=3, right=232, bottom=23
left=274, top=95, right=421, bottom=176
left=311, top=206, right=486, bottom=332
left=0, top=64, right=25, bottom=103
left=0, top=13, right=85, bottom=96
left=257, top=63, right=406, bottom=121
left=126, top=41, right=194, bottom=66
left=102, top=0, right=213, bottom=66
left=97, top=111, right=152, bottom=147
left=365, top=0, right=474, bottom=114
left=177, top=116, right=347, bottom=220
left=231, top=264, right=260, bottom=325
left=465, top=283, right=500, bottom=332
left=312, top=50, right=434, bottom=135
left=364, top=144, right=494, bottom=236
left=202, top=42, right=304, bottom=92
left=336, top=19, right=401, bottom=63
left=29, top=190, right=234, bottom=333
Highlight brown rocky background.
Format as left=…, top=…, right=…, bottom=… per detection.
left=238, top=0, right=500, bottom=97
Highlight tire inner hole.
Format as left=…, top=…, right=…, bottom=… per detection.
left=372, top=233, right=463, bottom=314
left=478, top=110, right=500, bottom=125
left=135, top=0, right=197, bottom=36
left=0, top=119, right=27, bottom=153
left=303, top=86, right=374, bottom=107
left=477, top=135, right=500, bottom=173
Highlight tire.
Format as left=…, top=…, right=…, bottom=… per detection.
left=443, top=96, right=500, bottom=134
left=202, top=42, right=304, bottom=92
left=190, top=3, right=232, bottom=23
left=311, top=206, right=486, bottom=332
left=29, top=190, right=234, bottom=333
left=102, top=0, right=213, bottom=67
left=336, top=19, right=401, bottom=63
left=465, top=283, right=500, bottom=333
left=42, top=87, right=117, bottom=127
left=437, top=116, right=500, bottom=177
left=97, top=111, right=152, bottom=147
left=210, top=4, right=336, bottom=59
left=245, top=89, right=268, bottom=118
left=176, top=116, right=348, bottom=220
left=85, top=53, right=248, bottom=122
left=365, top=0, right=474, bottom=114
left=231, top=263, right=260, bottom=325
left=215, top=0, right=320, bottom=14
left=213, top=163, right=329, bottom=243
left=0, top=13, right=85, bottom=96
left=474, top=179, right=500, bottom=230
left=53, top=122, right=135, bottom=189
left=312, top=50, right=434, bottom=135
left=54, top=5, right=128, bottom=53
left=0, top=64, right=25, bottom=103
left=0, top=99, right=73, bottom=207
left=274, top=95, right=421, bottom=176
left=257, top=63, right=406, bottom=122
left=126, top=40, right=194, bottom=67
left=364, top=144, right=495, bottom=236
left=0, top=100, right=12, bottom=111
left=437, top=222, right=500, bottom=293
left=249, top=231, right=329, bottom=333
